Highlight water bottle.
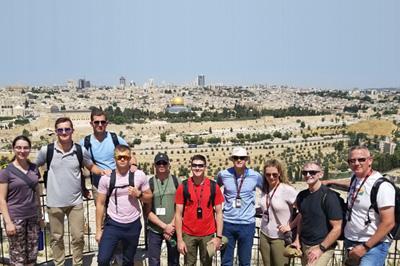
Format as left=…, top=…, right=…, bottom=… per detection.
left=167, top=237, right=177, bottom=247
left=38, top=229, right=44, bottom=251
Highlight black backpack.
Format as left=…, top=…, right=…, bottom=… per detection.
left=149, top=175, right=179, bottom=213
left=83, top=132, right=119, bottom=164
left=43, top=143, right=88, bottom=196
left=368, top=175, right=400, bottom=240
left=105, top=169, right=135, bottom=211
left=321, top=185, right=347, bottom=240
left=182, top=178, right=217, bottom=217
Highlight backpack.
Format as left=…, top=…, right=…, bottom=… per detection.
left=149, top=175, right=179, bottom=213
left=321, top=185, right=347, bottom=240
left=368, top=175, right=400, bottom=240
left=182, top=178, right=217, bottom=217
left=105, top=169, right=135, bottom=211
left=43, top=143, right=88, bottom=196
left=83, top=132, right=120, bottom=163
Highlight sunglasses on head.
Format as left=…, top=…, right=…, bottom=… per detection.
left=156, top=161, right=169, bottom=166
left=265, top=173, right=279, bottom=178
left=347, top=157, right=368, bottom=164
left=93, top=120, right=107, bottom=126
left=116, top=155, right=130, bottom=161
left=232, top=156, right=247, bottom=161
left=302, top=170, right=320, bottom=176
left=191, top=163, right=205, bottom=168
left=56, top=127, right=72, bottom=135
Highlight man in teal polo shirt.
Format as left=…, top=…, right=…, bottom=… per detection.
left=217, top=147, right=263, bottom=266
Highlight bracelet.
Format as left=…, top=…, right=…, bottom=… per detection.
left=362, top=242, right=370, bottom=251
left=136, top=191, right=142, bottom=198
left=319, top=244, right=327, bottom=252
left=216, top=235, right=223, bottom=239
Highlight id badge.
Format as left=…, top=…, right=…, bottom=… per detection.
left=197, top=207, right=203, bottom=219
left=235, top=198, right=242, bottom=208
left=156, top=208, right=166, bottom=216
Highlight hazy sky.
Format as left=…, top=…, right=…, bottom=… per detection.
left=1, top=0, right=399, bottom=88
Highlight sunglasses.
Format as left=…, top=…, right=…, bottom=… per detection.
left=191, top=163, right=205, bottom=168
left=232, top=156, right=247, bottom=161
left=156, top=161, right=169, bottom=166
left=265, top=173, right=279, bottom=178
left=116, top=155, right=131, bottom=161
left=56, top=127, right=73, bottom=135
left=348, top=158, right=368, bottom=164
left=93, top=120, right=107, bottom=126
left=302, top=170, right=320, bottom=176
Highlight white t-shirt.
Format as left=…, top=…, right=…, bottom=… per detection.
left=344, top=171, right=395, bottom=242
left=259, top=183, right=298, bottom=239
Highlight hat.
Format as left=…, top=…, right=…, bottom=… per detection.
left=154, top=153, right=169, bottom=164
left=229, top=147, right=248, bottom=160
left=206, top=236, right=229, bottom=257
left=283, top=245, right=303, bottom=258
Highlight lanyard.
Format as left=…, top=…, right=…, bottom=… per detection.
left=155, top=176, right=170, bottom=205
left=265, top=183, right=280, bottom=213
left=347, top=170, right=373, bottom=221
left=234, top=169, right=248, bottom=199
left=192, top=178, right=205, bottom=207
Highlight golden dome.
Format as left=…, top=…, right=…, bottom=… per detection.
left=171, top=97, right=184, bottom=106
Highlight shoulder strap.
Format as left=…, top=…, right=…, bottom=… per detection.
left=208, top=179, right=216, bottom=208
left=84, top=135, right=91, bottom=150
left=370, top=177, right=391, bottom=214
left=7, top=165, right=36, bottom=192
left=74, top=143, right=84, bottom=169
left=105, top=170, right=117, bottom=209
left=172, top=175, right=179, bottom=189
left=46, top=143, right=55, bottom=169
left=110, top=132, right=120, bottom=147
left=129, top=171, right=135, bottom=187
left=183, top=179, right=190, bottom=206
left=149, top=176, right=154, bottom=192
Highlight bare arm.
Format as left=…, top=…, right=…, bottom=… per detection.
left=0, top=183, right=16, bottom=236
left=349, top=206, right=395, bottom=260
left=292, top=213, right=302, bottom=250
left=140, top=189, right=152, bottom=204
left=144, top=201, right=176, bottom=238
left=175, top=204, right=187, bottom=255
left=86, top=163, right=108, bottom=176
left=321, top=179, right=351, bottom=190
left=95, top=193, right=107, bottom=243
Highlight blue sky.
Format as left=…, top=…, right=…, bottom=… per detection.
left=0, top=0, right=399, bottom=88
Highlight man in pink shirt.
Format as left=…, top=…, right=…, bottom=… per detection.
left=95, top=145, right=152, bottom=266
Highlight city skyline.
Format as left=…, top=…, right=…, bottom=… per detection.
left=0, top=0, right=399, bottom=89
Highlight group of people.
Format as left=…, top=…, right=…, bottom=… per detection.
left=0, top=108, right=396, bottom=266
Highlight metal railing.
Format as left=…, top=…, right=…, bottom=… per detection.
left=0, top=189, right=399, bottom=265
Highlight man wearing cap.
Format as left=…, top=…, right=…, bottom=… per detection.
left=217, top=147, right=263, bottom=266
left=175, top=154, right=224, bottom=266
left=96, top=145, right=152, bottom=266
left=144, top=153, right=180, bottom=266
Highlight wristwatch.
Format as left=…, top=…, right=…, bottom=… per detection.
left=136, top=191, right=142, bottom=198
left=216, top=235, right=223, bottom=239
left=319, top=244, right=327, bottom=252
left=362, top=242, right=370, bottom=251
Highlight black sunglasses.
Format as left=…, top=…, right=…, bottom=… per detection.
left=156, top=161, right=169, bottom=166
left=56, top=127, right=72, bottom=134
left=232, top=156, right=247, bottom=161
left=93, top=120, right=107, bottom=125
left=301, top=170, right=320, bottom=176
left=347, top=158, right=368, bottom=164
left=191, top=163, right=205, bottom=168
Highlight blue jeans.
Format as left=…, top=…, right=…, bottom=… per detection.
left=147, top=230, right=179, bottom=266
left=344, top=238, right=390, bottom=266
left=221, top=222, right=255, bottom=266
left=98, top=217, right=142, bottom=266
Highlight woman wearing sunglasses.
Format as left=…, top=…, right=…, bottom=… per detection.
left=259, top=159, right=298, bottom=266
left=0, top=135, right=43, bottom=265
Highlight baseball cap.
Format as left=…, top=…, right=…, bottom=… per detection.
left=154, top=153, right=169, bottom=164
left=229, top=147, right=248, bottom=160
left=206, top=236, right=228, bottom=257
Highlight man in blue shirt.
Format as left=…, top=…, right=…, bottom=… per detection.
left=79, top=108, right=129, bottom=200
left=217, top=147, right=263, bottom=266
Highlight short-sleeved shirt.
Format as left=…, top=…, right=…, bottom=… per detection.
left=0, top=163, right=40, bottom=220
left=260, top=183, right=298, bottom=239
left=296, top=185, right=343, bottom=246
left=175, top=177, right=224, bottom=236
left=344, top=171, right=395, bottom=242
left=80, top=132, right=127, bottom=188
left=217, top=167, right=263, bottom=224
left=148, top=175, right=181, bottom=234
left=36, top=142, right=93, bottom=207
left=98, top=169, right=149, bottom=224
